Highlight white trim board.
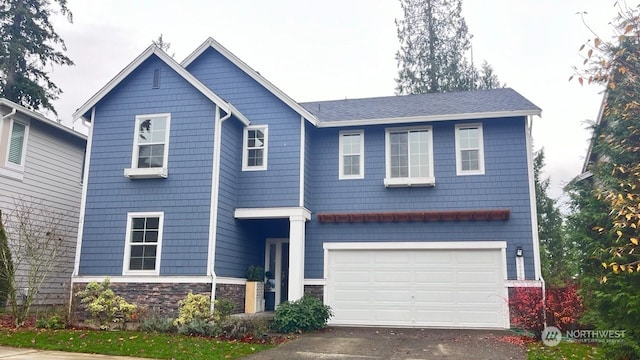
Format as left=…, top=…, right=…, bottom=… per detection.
left=0, top=98, right=86, bottom=140
left=216, top=277, right=247, bottom=285
left=72, top=45, right=249, bottom=125
left=72, top=275, right=213, bottom=284
left=323, top=241, right=507, bottom=250
left=181, top=37, right=318, bottom=126
left=235, top=207, right=311, bottom=220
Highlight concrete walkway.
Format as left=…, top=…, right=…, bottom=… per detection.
left=0, top=346, right=146, bottom=359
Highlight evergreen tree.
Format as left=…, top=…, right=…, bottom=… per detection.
left=0, top=0, right=73, bottom=115
left=535, top=150, right=575, bottom=287
left=395, top=0, right=501, bottom=94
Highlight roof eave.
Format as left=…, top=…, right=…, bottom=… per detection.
left=0, top=98, right=86, bottom=140
left=181, top=37, right=319, bottom=126
left=316, top=109, right=542, bottom=128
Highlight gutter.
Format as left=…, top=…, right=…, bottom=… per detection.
left=2, top=107, right=17, bottom=121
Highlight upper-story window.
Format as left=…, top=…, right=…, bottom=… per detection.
left=123, top=212, right=163, bottom=275
left=7, top=119, right=28, bottom=168
left=455, top=124, right=484, bottom=175
left=384, top=126, right=434, bottom=187
left=124, top=113, right=170, bottom=179
left=243, top=125, right=268, bottom=171
left=339, top=130, right=364, bottom=179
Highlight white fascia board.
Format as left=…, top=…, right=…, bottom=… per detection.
left=323, top=241, right=507, bottom=250
left=72, top=46, right=249, bottom=125
left=71, top=275, right=213, bottom=284
left=316, top=110, right=542, bottom=128
left=216, top=277, right=247, bottom=285
left=181, top=38, right=318, bottom=126
left=0, top=98, right=86, bottom=140
left=505, top=280, right=544, bottom=287
left=234, top=207, right=311, bottom=220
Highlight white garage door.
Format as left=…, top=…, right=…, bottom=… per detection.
left=325, top=244, right=507, bottom=328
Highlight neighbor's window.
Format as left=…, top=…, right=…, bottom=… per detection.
left=339, top=130, right=364, bottom=179
left=7, top=120, right=28, bottom=167
left=384, top=126, right=434, bottom=187
left=123, top=212, right=163, bottom=275
left=455, top=124, right=484, bottom=175
left=243, top=125, right=268, bottom=171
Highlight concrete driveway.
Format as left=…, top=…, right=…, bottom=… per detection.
left=245, top=327, right=526, bottom=360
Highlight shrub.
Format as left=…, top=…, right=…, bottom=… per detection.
left=35, top=314, right=66, bottom=329
left=272, top=296, right=332, bottom=333
left=138, top=307, right=175, bottom=333
left=509, top=283, right=584, bottom=340
left=173, top=292, right=211, bottom=327
left=76, top=278, right=137, bottom=330
left=176, top=317, right=216, bottom=336
left=215, top=317, right=269, bottom=340
left=0, top=211, right=13, bottom=309
left=214, top=298, right=235, bottom=320
left=601, top=338, right=640, bottom=360
left=246, top=265, right=264, bottom=281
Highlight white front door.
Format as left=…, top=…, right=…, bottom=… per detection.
left=265, top=238, right=289, bottom=308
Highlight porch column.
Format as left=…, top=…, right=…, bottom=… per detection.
left=288, top=214, right=307, bottom=301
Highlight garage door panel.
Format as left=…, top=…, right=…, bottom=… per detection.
left=326, top=247, right=506, bottom=329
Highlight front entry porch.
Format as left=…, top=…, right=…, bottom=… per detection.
left=234, top=207, right=311, bottom=308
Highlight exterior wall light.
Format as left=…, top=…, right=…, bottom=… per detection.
left=516, top=246, right=523, bottom=257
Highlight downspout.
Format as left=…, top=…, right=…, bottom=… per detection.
left=209, top=106, right=233, bottom=312
left=2, top=107, right=17, bottom=121
left=69, top=108, right=95, bottom=318
left=526, top=114, right=547, bottom=327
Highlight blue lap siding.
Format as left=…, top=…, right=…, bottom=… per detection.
left=305, top=116, right=534, bottom=280
left=79, top=56, right=215, bottom=276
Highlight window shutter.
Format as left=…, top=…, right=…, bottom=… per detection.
left=8, top=122, right=26, bottom=165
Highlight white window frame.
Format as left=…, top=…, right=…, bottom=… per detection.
left=4, top=118, right=29, bottom=170
left=242, top=125, right=268, bottom=171
left=339, top=130, right=364, bottom=180
left=455, top=123, right=485, bottom=176
left=124, top=113, right=171, bottom=179
left=384, top=126, right=435, bottom=187
left=123, top=211, right=164, bottom=275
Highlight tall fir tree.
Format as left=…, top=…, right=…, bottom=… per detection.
left=395, top=0, right=501, bottom=94
left=0, top=0, right=73, bottom=115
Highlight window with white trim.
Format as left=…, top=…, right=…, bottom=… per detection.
left=455, top=124, right=485, bottom=175
left=384, top=126, right=434, bottom=187
left=123, top=212, right=163, bottom=275
left=7, top=119, right=28, bottom=167
left=339, top=130, right=364, bottom=179
left=125, top=114, right=170, bottom=179
left=243, top=125, right=268, bottom=171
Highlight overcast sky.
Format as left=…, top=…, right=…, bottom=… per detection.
left=47, top=0, right=623, bottom=202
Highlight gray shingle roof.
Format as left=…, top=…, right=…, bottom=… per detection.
left=300, top=88, right=540, bottom=122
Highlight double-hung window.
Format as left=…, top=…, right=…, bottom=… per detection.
left=384, top=126, right=434, bottom=187
left=125, top=113, right=170, bottom=179
left=243, top=125, right=268, bottom=171
left=455, top=124, right=484, bottom=175
left=123, top=212, right=163, bottom=275
left=339, top=130, right=364, bottom=179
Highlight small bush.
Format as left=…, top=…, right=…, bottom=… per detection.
left=177, top=317, right=216, bottom=336
left=138, top=307, right=175, bottom=333
left=35, top=314, right=66, bottom=329
left=601, top=338, right=640, bottom=360
left=246, top=265, right=264, bottom=281
left=272, top=296, right=332, bottom=333
left=173, top=292, right=211, bottom=327
left=76, top=278, right=137, bottom=330
left=215, top=317, right=269, bottom=340
left=214, top=298, right=235, bottom=320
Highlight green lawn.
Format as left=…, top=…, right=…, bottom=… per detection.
left=528, top=341, right=603, bottom=360
left=0, top=329, right=273, bottom=360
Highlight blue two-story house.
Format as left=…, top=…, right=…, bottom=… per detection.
left=72, top=37, right=542, bottom=329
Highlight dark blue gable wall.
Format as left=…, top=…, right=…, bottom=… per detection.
left=306, top=116, right=534, bottom=280
left=79, top=56, right=215, bottom=276
left=186, top=48, right=301, bottom=208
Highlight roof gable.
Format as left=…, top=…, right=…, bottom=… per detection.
left=301, top=88, right=541, bottom=127
left=0, top=98, right=86, bottom=140
left=181, top=37, right=318, bottom=125
left=73, top=45, right=249, bottom=125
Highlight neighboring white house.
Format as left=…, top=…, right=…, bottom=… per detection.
left=0, top=98, right=86, bottom=305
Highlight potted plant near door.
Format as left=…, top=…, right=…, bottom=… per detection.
left=244, top=265, right=265, bottom=314
left=264, top=270, right=276, bottom=311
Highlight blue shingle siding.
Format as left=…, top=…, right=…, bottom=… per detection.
left=186, top=48, right=301, bottom=208
left=79, top=55, right=216, bottom=276
left=305, top=116, right=534, bottom=280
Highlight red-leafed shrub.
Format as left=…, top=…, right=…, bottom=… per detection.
left=509, top=283, right=584, bottom=340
